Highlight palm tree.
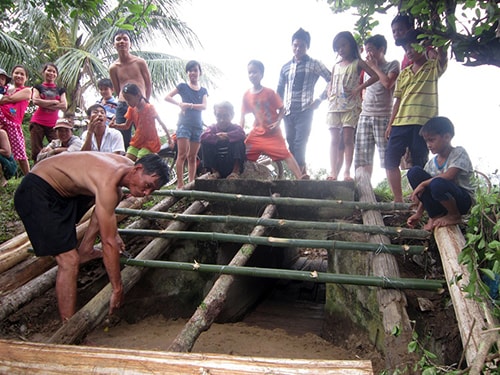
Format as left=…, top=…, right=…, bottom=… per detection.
left=0, top=0, right=217, bottom=114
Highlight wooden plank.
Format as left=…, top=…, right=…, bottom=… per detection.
left=434, top=225, right=499, bottom=368
left=0, top=339, right=373, bottom=374
left=355, top=167, right=418, bottom=370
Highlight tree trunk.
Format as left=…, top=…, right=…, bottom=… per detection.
left=0, top=267, right=58, bottom=321
left=0, top=256, right=55, bottom=295
left=168, top=195, right=279, bottom=352
left=355, top=167, right=418, bottom=372
left=48, top=200, right=208, bottom=345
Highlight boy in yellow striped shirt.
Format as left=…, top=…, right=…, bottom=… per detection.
left=385, top=29, right=447, bottom=202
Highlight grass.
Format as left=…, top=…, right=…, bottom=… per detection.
left=0, top=176, right=23, bottom=243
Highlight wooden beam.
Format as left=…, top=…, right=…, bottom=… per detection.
left=434, top=225, right=499, bottom=368
left=0, top=339, right=373, bottom=374
left=355, top=167, right=419, bottom=371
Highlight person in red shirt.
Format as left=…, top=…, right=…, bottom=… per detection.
left=30, top=63, right=67, bottom=162
left=241, top=60, right=308, bottom=180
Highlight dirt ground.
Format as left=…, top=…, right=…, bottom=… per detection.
left=85, top=314, right=385, bottom=371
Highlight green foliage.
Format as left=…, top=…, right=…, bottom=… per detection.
left=373, top=171, right=413, bottom=203
left=397, top=328, right=461, bottom=374
left=459, top=173, right=500, bottom=317
left=0, top=0, right=206, bottom=114
left=0, top=177, right=22, bottom=243
left=325, top=0, right=500, bottom=67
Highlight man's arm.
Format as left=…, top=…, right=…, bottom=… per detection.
left=386, top=97, right=401, bottom=139
left=109, top=64, right=121, bottom=98
left=94, top=189, right=124, bottom=315
left=139, top=59, right=152, bottom=100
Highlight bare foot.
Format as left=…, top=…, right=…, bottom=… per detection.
left=79, top=246, right=103, bottom=264
left=343, top=175, right=354, bottom=182
left=433, top=214, right=463, bottom=228
left=326, top=176, right=337, bottom=181
left=423, top=218, right=435, bottom=231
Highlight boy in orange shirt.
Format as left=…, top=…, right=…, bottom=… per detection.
left=241, top=60, right=308, bottom=180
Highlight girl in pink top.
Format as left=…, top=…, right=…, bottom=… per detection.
left=30, top=63, right=67, bottom=162
left=0, top=65, right=31, bottom=175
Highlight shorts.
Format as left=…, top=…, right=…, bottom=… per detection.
left=14, top=173, right=94, bottom=256
left=126, top=145, right=152, bottom=159
left=0, top=154, right=17, bottom=179
left=245, top=127, right=291, bottom=162
left=176, top=123, right=202, bottom=142
left=385, top=125, right=428, bottom=170
left=115, top=101, right=128, bottom=124
left=327, top=109, right=360, bottom=129
left=354, top=115, right=389, bottom=169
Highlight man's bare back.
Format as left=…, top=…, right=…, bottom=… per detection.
left=32, top=152, right=133, bottom=198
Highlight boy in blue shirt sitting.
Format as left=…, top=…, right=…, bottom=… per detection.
left=406, top=116, right=474, bottom=231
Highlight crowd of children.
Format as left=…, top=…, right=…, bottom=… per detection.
left=0, top=18, right=474, bottom=232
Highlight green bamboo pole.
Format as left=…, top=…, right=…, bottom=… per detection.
left=118, top=228, right=426, bottom=255
left=148, top=189, right=412, bottom=211
left=115, top=207, right=429, bottom=239
left=120, top=258, right=444, bottom=291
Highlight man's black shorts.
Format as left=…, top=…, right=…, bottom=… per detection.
left=14, top=173, right=94, bottom=256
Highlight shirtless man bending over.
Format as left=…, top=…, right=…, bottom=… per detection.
left=14, top=152, right=169, bottom=322
left=109, top=29, right=152, bottom=148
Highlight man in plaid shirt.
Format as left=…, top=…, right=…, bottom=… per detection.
left=277, top=28, right=331, bottom=175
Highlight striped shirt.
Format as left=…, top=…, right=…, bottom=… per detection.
left=277, top=55, right=331, bottom=115
left=392, top=58, right=447, bottom=126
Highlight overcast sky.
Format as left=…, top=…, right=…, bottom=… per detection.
left=150, top=0, right=500, bottom=184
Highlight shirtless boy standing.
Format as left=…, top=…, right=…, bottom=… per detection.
left=14, top=152, right=169, bottom=322
left=109, top=30, right=152, bottom=148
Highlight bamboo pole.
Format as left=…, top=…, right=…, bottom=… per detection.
left=118, top=228, right=426, bottom=255
left=169, top=195, right=279, bottom=352
left=116, top=207, right=430, bottom=239
left=356, top=167, right=419, bottom=371
left=152, top=189, right=412, bottom=211
left=48, top=200, right=208, bottom=345
left=121, top=258, right=444, bottom=291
